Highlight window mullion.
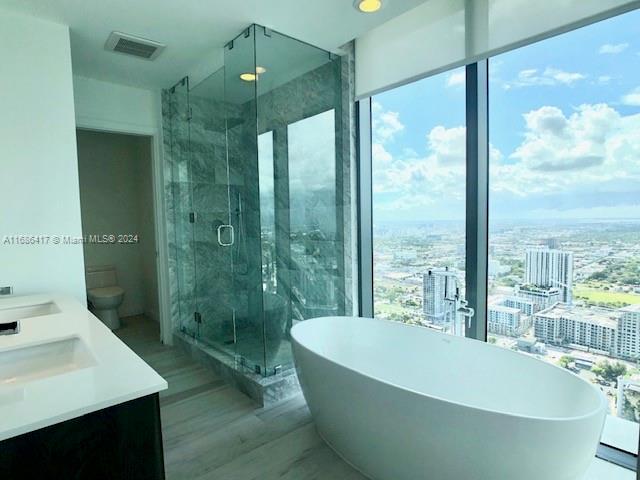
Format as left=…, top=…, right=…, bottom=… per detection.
left=465, top=61, right=489, bottom=341
left=357, top=98, right=374, bottom=318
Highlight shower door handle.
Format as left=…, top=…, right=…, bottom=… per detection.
left=217, top=224, right=235, bottom=247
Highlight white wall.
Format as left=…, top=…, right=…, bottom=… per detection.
left=77, top=130, right=157, bottom=319
left=0, top=10, right=86, bottom=301
left=73, top=75, right=161, bottom=134
left=137, top=138, right=160, bottom=321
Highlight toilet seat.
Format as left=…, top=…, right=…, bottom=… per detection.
left=88, top=286, right=125, bottom=300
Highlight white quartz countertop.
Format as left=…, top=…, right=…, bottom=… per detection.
left=0, top=294, right=167, bottom=442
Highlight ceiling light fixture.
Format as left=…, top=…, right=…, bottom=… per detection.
left=240, top=66, right=267, bottom=82
left=355, top=0, right=383, bottom=13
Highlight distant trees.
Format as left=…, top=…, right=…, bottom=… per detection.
left=587, top=258, right=640, bottom=285
left=558, top=355, right=574, bottom=369
left=403, top=298, right=419, bottom=308
left=588, top=271, right=607, bottom=281
left=591, top=361, right=627, bottom=385
left=386, top=286, right=404, bottom=303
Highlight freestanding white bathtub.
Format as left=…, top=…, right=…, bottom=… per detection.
left=291, top=316, right=607, bottom=480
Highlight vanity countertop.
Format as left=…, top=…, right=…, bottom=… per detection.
left=0, top=294, right=167, bottom=442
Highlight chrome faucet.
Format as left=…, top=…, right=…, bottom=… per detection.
left=443, top=277, right=475, bottom=333
left=457, top=299, right=475, bottom=330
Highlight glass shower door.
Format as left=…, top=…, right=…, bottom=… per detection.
left=223, top=26, right=267, bottom=374
left=166, top=77, right=199, bottom=338
left=188, top=69, right=239, bottom=355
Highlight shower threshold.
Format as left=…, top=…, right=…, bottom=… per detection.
left=173, top=332, right=300, bottom=407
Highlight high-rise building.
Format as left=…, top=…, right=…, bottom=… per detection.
left=533, top=304, right=621, bottom=356
left=504, top=295, right=537, bottom=316
left=488, top=305, right=524, bottom=337
left=544, top=238, right=561, bottom=249
left=524, top=248, right=574, bottom=304
left=617, top=304, right=640, bottom=360
left=423, top=268, right=457, bottom=327
left=514, top=284, right=561, bottom=311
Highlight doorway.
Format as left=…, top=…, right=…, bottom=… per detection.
left=76, top=129, right=161, bottom=334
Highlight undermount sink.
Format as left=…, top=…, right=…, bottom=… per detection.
left=0, top=302, right=60, bottom=323
left=0, top=337, right=96, bottom=386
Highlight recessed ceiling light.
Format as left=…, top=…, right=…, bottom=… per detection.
left=240, top=72, right=257, bottom=82
left=355, top=0, right=382, bottom=13
left=240, top=66, right=267, bottom=82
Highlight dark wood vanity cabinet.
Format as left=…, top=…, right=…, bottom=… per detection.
left=0, top=394, right=165, bottom=479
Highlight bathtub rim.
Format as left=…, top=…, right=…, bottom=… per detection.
left=291, top=315, right=609, bottom=424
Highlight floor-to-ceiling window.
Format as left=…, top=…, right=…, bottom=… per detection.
left=371, top=70, right=466, bottom=335
left=488, top=10, right=640, bottom=453
left=361, top=5, right=640, bottom=465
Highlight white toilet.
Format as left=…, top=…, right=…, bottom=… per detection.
left=86, top=265, right=125, bottom=330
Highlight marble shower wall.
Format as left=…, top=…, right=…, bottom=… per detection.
left=256, top=53, right=356, bottom=332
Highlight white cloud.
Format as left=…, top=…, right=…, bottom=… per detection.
left=371, top=102, right=640, bottom=219
left=372, top=102, right=404, bottom=143
left=504, top=67, right=586, bottom=88
left=491, top=103, right=640, bottom=199
left=621, top=87, right=640, bottom=106
left=372, top=142, right=392, bottom=167
left=597, top=75, right=612, bottom=85
left=598, top=43, right=629, bottom=54
left=545, top=68, right=585, bottom=85
left=512, top=104, right=616, bottom=172
left=518, top=69, right=538, bottom=83
left=446, top=69, right=465, bottom=88
left=428, top=126, right=466, bottom=165
left=371, top=124, right=466, bottom=201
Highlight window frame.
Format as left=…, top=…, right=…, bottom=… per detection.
left=356, top=63, right=488, bottom=342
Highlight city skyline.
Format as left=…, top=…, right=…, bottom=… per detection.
left=374, top=216, right=640, bottom=422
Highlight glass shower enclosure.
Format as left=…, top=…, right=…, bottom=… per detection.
left=165, top=25, right=350, bottom=377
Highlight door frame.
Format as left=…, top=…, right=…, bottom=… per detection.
left=75, top=116, right=172, bottom=345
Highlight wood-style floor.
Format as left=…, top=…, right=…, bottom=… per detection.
left=116, top=315, right=633, bottom=480
left=115, top=315, right=366, bottom=480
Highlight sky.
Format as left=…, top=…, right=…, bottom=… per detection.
left=372, top=9, right=640, bottom=223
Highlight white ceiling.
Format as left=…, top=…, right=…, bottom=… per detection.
left=0, top=0, right=425, bottom=89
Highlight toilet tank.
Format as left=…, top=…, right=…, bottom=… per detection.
left=86, top=265, right=118, bottom=289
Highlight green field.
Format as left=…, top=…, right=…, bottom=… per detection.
left=375, top=302, right=409, bottom=316
left=574, top=284, right=640, bottom=305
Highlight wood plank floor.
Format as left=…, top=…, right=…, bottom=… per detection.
left=116, top=315, right=632, bottom=480
left=115, top=315, right=365, bottom=480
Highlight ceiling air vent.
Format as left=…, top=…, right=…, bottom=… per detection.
left=105, top=31, right=165, bottom=60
